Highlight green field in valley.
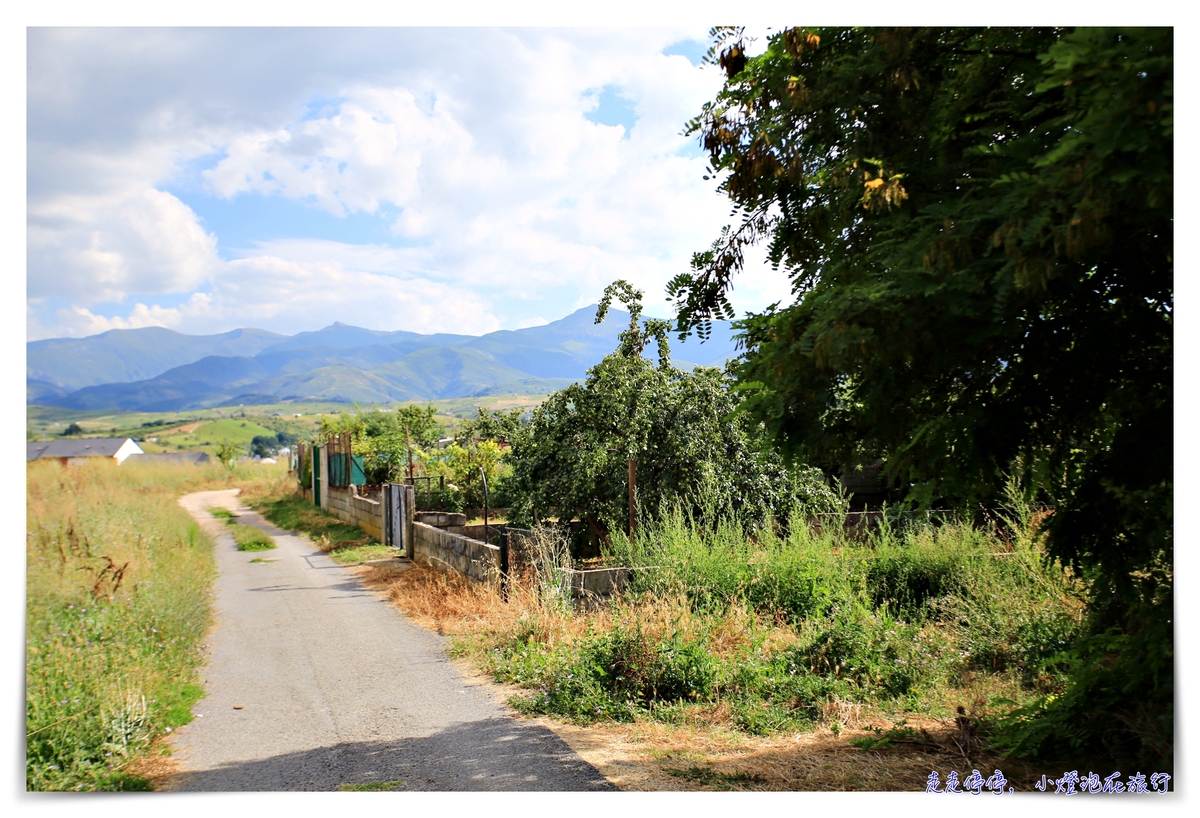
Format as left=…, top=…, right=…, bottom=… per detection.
left=27, top=394, right=552, bottom=459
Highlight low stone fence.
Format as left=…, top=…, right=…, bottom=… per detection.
left=412, top=521, right=501, bottom=585
left=325, top=485, right=384, bottom=540
left=563, top=566, right=637, bottom=608
left=303, top=479, right=629, bottom=598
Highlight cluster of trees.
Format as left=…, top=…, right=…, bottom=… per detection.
left=670, top=26, right=1171, bottom=767
left=250, top=431, right=298, bottom=457
left=319, top=404, right=445, bottom=484
left=318, top=404, right=516, bottom=509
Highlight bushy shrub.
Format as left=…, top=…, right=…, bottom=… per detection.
left=720, top=650, right=848, bottom=734
left=863, top=521, right=990, bottom=620
left=493, top=618, right=715, bottom=723
left=792, top=605, right=930, bottom=698
left=991, top=589, right=1174, bottom=771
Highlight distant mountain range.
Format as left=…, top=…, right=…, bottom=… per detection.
left=27, top=307, right=742, bottom=412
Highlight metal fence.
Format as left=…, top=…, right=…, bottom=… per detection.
left=405, top=475, right=447, bottom=510
left=323, top=432, right=366, bottom=488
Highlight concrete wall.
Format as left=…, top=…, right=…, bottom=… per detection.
left=414, top=512, right=467, bottom=527
left=563, top=567, right=637, bottom=609
left=448, top=524, right=502, bottom=542
left=325, top=485, right=384, bottom=540
left=412, top=521, right=500, bottom=585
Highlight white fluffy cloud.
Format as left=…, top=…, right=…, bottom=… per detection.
left=28, top=187, right=220, bottom=303
left=34, top=256, right=503, bottom=340
left=27, top=28, right=747, bottom=341
left=203, top=87, right=489, bottom=217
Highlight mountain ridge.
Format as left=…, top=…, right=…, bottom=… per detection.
left=29, top=306, right=742, bottom=411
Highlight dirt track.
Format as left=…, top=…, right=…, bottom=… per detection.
left=164, top=489, right=615, bottom=792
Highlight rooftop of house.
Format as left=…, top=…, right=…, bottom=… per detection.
left=27, top=437, right=141, bottom=460
left=125, top=451, right=211, bottom=464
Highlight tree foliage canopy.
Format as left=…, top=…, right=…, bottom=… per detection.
left=673, top=26, right=1171, bottom=600
left=453, top=407, right=525, bottom=447
left=673, top=26, right=1172, bottom=765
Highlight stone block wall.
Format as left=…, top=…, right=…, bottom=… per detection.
left=412, top=521, right=500, bottom=585
left=325, top=485, right=384, bottom=540
left=565, top=566, right=635, bottom=597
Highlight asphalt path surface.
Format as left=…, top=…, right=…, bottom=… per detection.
left=165, top=489, right=614, bottom=792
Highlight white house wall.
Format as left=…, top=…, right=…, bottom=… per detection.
left=114, top=439, right=144, bottom=464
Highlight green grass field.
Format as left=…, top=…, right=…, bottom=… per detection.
left=27, top=395, right=552, bottom=446
left=141, top=418, right=279, bottom=457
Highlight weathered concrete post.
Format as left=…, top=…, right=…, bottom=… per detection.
left=403, top=483, right=415, bottom=560
left=319, top=445, right=330, bottom=510
left=501, top=530, right=511, bottom=602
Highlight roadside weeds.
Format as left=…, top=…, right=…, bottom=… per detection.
left=353, top=562, right=1043, bottom=792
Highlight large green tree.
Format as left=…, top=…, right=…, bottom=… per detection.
left=507, top=281, right=841, bottom=535
left=673, top=27, right=1171, bottom=765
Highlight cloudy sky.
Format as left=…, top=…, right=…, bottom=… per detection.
left=25, top=26, right=796, bottom=341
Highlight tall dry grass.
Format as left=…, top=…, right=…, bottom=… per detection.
left=25, top=458, right=286, bottom=790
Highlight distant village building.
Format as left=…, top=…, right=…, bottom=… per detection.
left=26, top=437, right=143, bottom=465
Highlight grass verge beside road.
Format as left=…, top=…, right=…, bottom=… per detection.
left=247, top=485, right=392, bottom=565
left=25, top=459, right=287, bottom=791
left=208, top=508, right=275, bottom=551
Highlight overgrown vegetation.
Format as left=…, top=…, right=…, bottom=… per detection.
left=669, top=26, right=1172, bottom=769
left=475, top=494, right=1080, bottom=743
left=380, top=491, right=1088, bottom=781
left=25, top=458, right=284, bottom=790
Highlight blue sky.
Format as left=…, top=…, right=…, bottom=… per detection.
left=26, top=26, right=794, bottom=341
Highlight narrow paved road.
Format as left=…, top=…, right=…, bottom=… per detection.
left=165, top=489, right=614, bottom=792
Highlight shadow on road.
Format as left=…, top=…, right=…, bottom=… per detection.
left=166, top=716, right=617, bottom=792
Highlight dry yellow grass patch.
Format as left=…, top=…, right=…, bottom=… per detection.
left=123, top=740, right=183, bottom=790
